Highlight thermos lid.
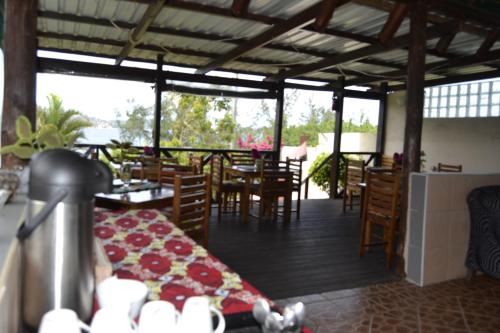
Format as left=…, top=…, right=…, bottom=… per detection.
left=28, top=149, right=113, bottom=203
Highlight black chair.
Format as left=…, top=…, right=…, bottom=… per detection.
left=466, top=186, right=500, bottom=279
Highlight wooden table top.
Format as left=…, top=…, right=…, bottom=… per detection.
left=95, top=185, right=174, bottom=210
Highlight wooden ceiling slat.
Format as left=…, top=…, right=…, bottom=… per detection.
left=378, top=3, right=408, bottom=45
left=195, top=1, right=335, bottom=75
left=115, top=0, right=166, bottom=65
left=232, top=0, right=251, bottom=16
left=264, top=21, right=457, bottom=82
left=314, top=0, right=343, bottom=32
left=434, top=31, right=458, bottom=55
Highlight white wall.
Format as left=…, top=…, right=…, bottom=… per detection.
left=386, top=91, right=500, bottom=173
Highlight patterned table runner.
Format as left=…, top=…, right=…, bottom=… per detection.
left=94, top=208, right=270, bottom=316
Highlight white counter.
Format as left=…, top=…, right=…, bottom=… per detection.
left=406, top=172, right=500, bottom=286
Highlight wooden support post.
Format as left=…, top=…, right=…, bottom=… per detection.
left=273, top=81, right=285, bottom=160
left=153, top=54, right=163, bottom=156
left=375, top=82, right=388, bottom=166
left=398, top=1, right=427, bottom=276
left=329, top=77, right=345, bottom=199
left=1, top=0, right=37, bottom=167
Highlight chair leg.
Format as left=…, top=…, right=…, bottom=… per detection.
left=296, top=195, right=301, bottom=219
left=342, top=190, right=347, bottom=213
left=349, top=189, right=353, bottom=210
left=216, top=192, right=222, bottom=223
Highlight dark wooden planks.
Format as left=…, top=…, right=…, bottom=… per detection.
left=207, top=199, right=398, bottom=300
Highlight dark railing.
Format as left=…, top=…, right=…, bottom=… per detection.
left=302, top=151, right=380, bottom=199
left=75, top=144, right=276, bottom=168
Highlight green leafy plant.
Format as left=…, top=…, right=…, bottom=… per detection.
left=309, top=152, right=346, bottom=196
left=0, top=116, right=65, bottom=159
left=106, top=139, right=141, bottom=164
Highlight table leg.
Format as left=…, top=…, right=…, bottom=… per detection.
left=242, top=176, right=250, bottom=223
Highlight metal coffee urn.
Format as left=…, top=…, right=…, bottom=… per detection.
left=17, top=149, right=112, bottom=328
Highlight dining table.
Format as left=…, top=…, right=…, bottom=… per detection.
left=93, top=208, right=276, bottom=330
left=224, top=165, right=290, bottom=224
left=95, top=181, right=174, bottom=210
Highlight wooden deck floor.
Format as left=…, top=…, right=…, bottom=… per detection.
left=207, top=199, right=398, bottom=300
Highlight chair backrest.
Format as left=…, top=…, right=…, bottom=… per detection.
left=189, top=154, right=204, bottom=174
left=230, top=151, right=254, bottom=166
left=257, top=169, right=293, bottom=198
left=437, top=163, right=462, bottom=172
left=363, top=170, right=400, bottom=223
left=345, top=159, right=365, bottom=189
left=286, top=157, right=303, bottom=191
left=172, top=174, right=210, bottom=247
left=380, top=155, right=394, bottom=168
left=210, top=155, right=224, bottom=191
left=158, top=159, right=195, bottom=185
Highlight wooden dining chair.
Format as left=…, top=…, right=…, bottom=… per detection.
left=359, top=169, right=401, bottom=269
left=342, top=159, right=365, bottom=213
left=286, top=157, right=303, bottom=218
left=249, top=169, right=293, bottom=223
left=189, top=154, right=204, bottom=174
left=210, top=155, right=244, bottom=222
left=437, top=163, right=462, bottom=172
left=158, top=159, right=195, bottom=185
left=171, top=174, right=211, bottom=247
left=230, top=151, right=254, bottom=166
left=380, top=155, right=394, bottom=168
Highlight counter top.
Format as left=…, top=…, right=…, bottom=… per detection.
left=0, top=195, right=26, bottom=268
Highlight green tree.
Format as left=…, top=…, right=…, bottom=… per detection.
left=37, top=93, right=92, bottom=146
left=115, top=99, right=153, bottom=145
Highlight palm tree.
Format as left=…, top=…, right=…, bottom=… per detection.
left=37, top=94, right=92, bottom=147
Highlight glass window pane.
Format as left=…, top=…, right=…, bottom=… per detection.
left=450, top=96, right=457, bottom=106
left=432, top=98, right=439, bottom=107
left=470, top=83, right=478, bottom=93
left=470, top=94, right=478, bottom=105
left=439, top=108, right=447, bottom=117
left=492, top=93, right=500, bottom=105
left=469, top=106, right=477, bottom=117
left=459, top=107, right=467, bottom=117
left=459, top=96, right=467, bottom=106
left=441, top=86, right=448, bottom=95
left=449, top=107, right=456, bottom=117
left=440, top=97, right=448, bottom=107
left=480, top=106, right=489, bottom=117
left=460, top=85, right=468, bottom=94
left=492, top=105, right=500, bottom=116
left=430, top=108, right=438, bottom=117
left=450, top=85, right=458, bottom=95
left=480, top=94, right=489, bottom=105
left=424, top=97, right=430, bottom=107
left=481, top=82, right=490, bottom=92
left=493, top=81, right=500, bottom=92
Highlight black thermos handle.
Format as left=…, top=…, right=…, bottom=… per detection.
left=17, top=189, right=68, bottom=240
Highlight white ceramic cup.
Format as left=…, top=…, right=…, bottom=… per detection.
left=96, top=276, right=149, bottom=319
left=38, top=309, right=89, bottom=333
left=178, top=296, right=225, bottom=333
left=138, top=300, right=180, bottom=333
left=90, top=307, right=136, bottom=333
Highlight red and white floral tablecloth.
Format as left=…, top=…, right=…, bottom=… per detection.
left=93, top=208, right=271, bottom=317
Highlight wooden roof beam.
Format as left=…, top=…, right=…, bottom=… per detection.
left=378, top=3, right=408, bottom=45
left=265, top=21, right=457, bottom=82
left=232, top=0, right=251, bottom=16
left=427, top=0, right=500, bottom=30
left=434, top=31, right=458, bottom=55
left=314, top=0, right=343, bottom=32
left=476, top=30, right=499, bottom=56
left=115, top=0, right=166, bottom=66
left=195, top=1, right=346, bottom=75
left=352, top=0, right=490, bottom=37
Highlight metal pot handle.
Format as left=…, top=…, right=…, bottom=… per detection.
left=17, top=189, right=68, bottom=240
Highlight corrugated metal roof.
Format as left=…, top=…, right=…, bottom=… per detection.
left=36, top=0, right=500, bottom=89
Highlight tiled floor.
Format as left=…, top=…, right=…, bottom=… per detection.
left=275, top=275, right=500, bottom=333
